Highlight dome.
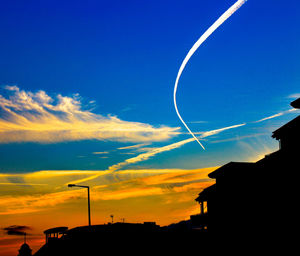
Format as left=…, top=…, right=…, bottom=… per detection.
left=18, top=243, right=32, bottom=256
left=20, top=243, right=30, bottom=250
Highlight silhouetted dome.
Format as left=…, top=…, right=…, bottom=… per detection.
left=20, top=243, right=30, bottom=249
left=18, top=243, right=32, bottom=256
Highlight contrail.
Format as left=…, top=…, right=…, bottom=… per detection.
left=174, top=0, right=247, bottom=150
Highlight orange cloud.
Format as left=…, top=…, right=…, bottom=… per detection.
left=95, top=186, right=164, bottom=200
left=0, top=167, right=216, bottom=255
left=0, top=168, right=215, bottom=216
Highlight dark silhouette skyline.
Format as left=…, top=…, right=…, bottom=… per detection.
left=29, top=98, right=300, bottom=254
left=192, top=97, right=300, bottom=240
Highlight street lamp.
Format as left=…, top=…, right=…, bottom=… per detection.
left=68, top=184, right=91, bottom=226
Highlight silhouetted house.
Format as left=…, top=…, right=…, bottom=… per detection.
left=18, top=243, right=32, bottom=256
left=193, top=98, right=300, bottom=236
left=34, top=222, right=165, bottom=256
left=291, top=97, right=300, bottom=109
left=272, top=115, right=300, bottom=150
left=44, top=227, right=68, bottom=243
left=191, top=184, right=216, bottom=230
left=272, top=97, right=300, bottom=151
left=193, top=162, right=256, bottom=234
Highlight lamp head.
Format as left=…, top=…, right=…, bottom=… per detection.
left=68, top=184, right=76, bottom=187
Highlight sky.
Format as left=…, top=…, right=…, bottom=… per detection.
left=0, top=0, right=300, bottom=254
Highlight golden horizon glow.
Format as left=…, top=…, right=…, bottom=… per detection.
left=0, top=167, right=215, bottom=217
left=0, top=167, right=216, bottom=254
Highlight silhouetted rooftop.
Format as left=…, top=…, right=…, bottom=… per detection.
left=20, top=243, right=31, bottom=250
left=195, top=184, right=216, bottom=202
left=291, top=97, right=300, bottom=109
left=44, top=227, right=68, bottom=235
left=18, top=242, right=32, bottom=256
left=272, top=115, right=300, bottom=140
left=62, top=222, right=160, bottom=237
left=208, top=162, right=254, bottom=179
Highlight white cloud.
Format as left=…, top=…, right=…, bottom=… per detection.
left=92, top=152, right=109, bottom=155
left=117, top=143, right=149, bottom=150
left=199, top=123, right=245, bottom=138
left=254, top=109, right=296, bottom=123
left=0, top=86, right=180, bottom=143
left=66, top=123, right=245, bottom=184
left=108, top=123, right=246, bottom=171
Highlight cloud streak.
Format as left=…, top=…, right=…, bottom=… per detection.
left=3, top=225, right=32, bottom=236
left=0, top=189, right=86, bottom=215
left=173, top=0, right=247, bottom=150
left=0, top=86, right=179, bottom=143
left=288, top=93, right=300, bottom=99
left=66, top=122, right=244, bottom=185
left=254, top=109, right=296, bottom=123
left=117, top=143, right=149, bottom=150
left=0, top=168, right=215, bottom=216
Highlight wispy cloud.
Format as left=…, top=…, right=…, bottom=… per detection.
left=92, top=152, right=109, bottom=155
left=3, top=225, right=32, bottom=236
left=66, top=123, right=244, bottom=185
left=0, top=168, right=215, bottom=216
left=107, top=123, right=245, bottom=171
left=0, top=86, right=180, bottom=143
left=0, top=189, right=85, bottom=215
left=287, top=93, right=300, bottom=99
left=199, top=123, right=245, bottom=137
left=209, top=133, right=268, bottom=144
left=108, top=138, right=196, bottom=172
left=187, top=121, right=208, bottom=124
left=117, top=143, right=149, bottom=150
left=254, top=109, right=296, bottom=123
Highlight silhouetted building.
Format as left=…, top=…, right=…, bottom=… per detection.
left=291, top=97, right=300, bottom=109
left=190, top=184, right=215, bottom=231
left=18, top=243, right=32, bottom=256
left=193, top=98, right=300, bottom=237
left=272, top=115, right=300, bottom=149
left=34, top=222, right=160, bottom=256
left=33, top=98, right=299, bottom=253
left=44, top=227, right=68, bottom=243
left=34, top=221, right=208, bottom=256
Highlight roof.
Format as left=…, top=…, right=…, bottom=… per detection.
left=195, top=184, right=216, bottom=202
left=291, top=98, right=300, bottom=109
left=19, top=243, right=31, bottom=251
left=272, top=115, right=300, bottom=140
left=208, top=162, right=255, bottom=179
left=44, top=227, right=68, bottom=235
left=66, top=222, right=161, bottom=235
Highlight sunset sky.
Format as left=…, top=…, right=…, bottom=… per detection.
left=1, top=0, right=300, bottom=255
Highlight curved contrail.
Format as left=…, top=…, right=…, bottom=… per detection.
left=174, top=0, right=247, bottom=150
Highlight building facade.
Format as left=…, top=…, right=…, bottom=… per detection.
left=192, top=98, right=300, bottom=237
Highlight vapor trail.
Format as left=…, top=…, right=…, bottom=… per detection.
left=174, top=0, right=247, bottom=150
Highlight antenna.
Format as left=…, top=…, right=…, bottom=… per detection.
left=110, top=214, right=114, bottom=224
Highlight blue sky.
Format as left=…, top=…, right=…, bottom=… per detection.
left=1, top=2, right=300, bottom=251
left=0, top=0, right=299, bottom=173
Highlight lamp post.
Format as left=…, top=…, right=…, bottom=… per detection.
left=68, top=184, right=91, bottom=226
